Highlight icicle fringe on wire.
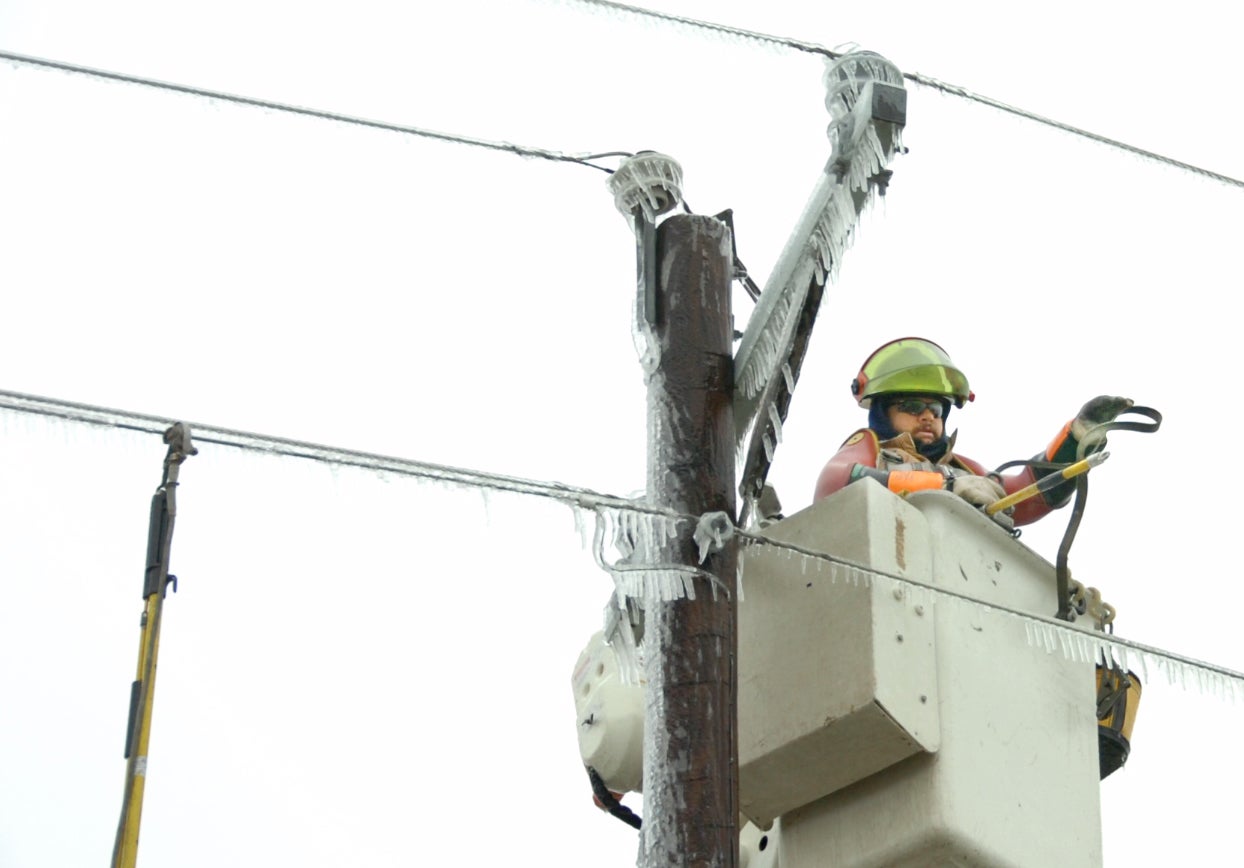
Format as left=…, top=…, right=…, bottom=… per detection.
left=4, top=387, right=1241, bottom=700
left=591, top=506, right=731, bottom=604
left=0, top=389, right=669, bottom=519
left=734, top=529, right=1244, bottom=703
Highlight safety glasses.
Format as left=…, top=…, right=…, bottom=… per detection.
left=891, top=398, right=944, bottom=418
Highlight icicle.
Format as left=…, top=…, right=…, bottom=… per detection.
left=738, top=291, right=797, bottom=400
left=570, top=504, right=589, bottom=550
left=767, top=403, right=784, bottom=444
left=478, top=487, right=492, bottom=524
left=781, top=362, right=795, bottom=394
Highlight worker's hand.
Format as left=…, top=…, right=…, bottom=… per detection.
left=1072, top=396, right=1134, bottom=441
left=950, top=475, right=1013, bottom=528
left=950, top=474, right=1005, bottom=507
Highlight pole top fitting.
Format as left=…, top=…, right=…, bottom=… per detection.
left=607, top=151, right=684, bottom=223
left=823, top=50, right=904, bottom=123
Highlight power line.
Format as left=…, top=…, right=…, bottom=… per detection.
left=0, top=50, right=629, bottom=175
left=572, top=0, right=1244, bottom=189
left=0, top=388, right=666, bottom=517
left=901, top=70, right=1244, bottom=188
left=735, top=529, right=1244, bottom=698
left=8, top=17, right=1243, bottom=193
left=2, top=387, right=1242, bottom=699
left=575, top=0, right=840, bottom=56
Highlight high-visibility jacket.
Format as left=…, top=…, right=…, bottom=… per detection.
left=813, top=419, right=1088, bottom=528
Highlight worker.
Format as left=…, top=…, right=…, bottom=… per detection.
left=814, top=337, right=1132, bottom=527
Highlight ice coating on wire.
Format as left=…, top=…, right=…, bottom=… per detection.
left=592, top=505, right=689, bottom=602
left=736, top=530, right=1244, bottom=704
left=593, top=505, right=733, bottom=604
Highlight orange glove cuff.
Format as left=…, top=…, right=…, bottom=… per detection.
left=886, top=470, right=945, bottom=494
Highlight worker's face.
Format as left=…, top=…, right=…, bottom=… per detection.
left=886, top=395, right=945, bottom=445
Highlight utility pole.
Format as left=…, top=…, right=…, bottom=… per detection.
left=610, top=155, right=738, bottom=867
left=598, top=46, right=905, bottom=862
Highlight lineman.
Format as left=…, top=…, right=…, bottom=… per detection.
left=814, top=337, right=1132, bottom=527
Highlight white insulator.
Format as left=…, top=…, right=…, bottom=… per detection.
left=823, top=50, right=903, bottom=122
left=571, top=631, right=645, bottom=793
left=607, top=151, right=684, bottom=222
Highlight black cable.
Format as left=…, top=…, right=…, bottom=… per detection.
left=994, top=406, right=1163, bottom=620
left=1055, top=475, right=1089, bottom=621
left=586, top=767, right=642, bottom=830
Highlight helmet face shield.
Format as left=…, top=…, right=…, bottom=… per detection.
left=853, top=337, right=972, bottom=408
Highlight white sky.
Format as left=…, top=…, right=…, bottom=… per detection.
left=2, top=1, right=1242, bottom=865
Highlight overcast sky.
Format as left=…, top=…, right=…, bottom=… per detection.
left=2, top=1, right=1243, bottom=865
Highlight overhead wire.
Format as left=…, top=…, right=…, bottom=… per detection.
left=571, top=0, right=1244, bottom=189
left=2, top=387, right=1243, bottom=699
left=732, top=528, right=1244, bottom=697
left=0, top=389, right=666, bottom=519
left=7, top=8, right=1244, bottom=192
left=1, top=21, right=1241, bottom=696
left=0, top=50, right=630, bottom=175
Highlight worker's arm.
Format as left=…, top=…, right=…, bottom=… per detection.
left=815, top=429, right=959, bottom=501
left=814, top=429, right=881, bottom=502
left=847, top=464, right=949, bottom=494
left=976, top=396, right=1134, bottom=527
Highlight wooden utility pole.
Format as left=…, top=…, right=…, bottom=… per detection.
left=640, top=213, right=737, bottom=867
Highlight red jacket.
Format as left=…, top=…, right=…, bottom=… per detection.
left=813, top=420, right=1083, bottom=527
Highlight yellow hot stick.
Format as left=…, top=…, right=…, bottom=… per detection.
left=113, top=593, right=166, bottom=868
left=985, top=450, right=1109, bottom=515
left=112, top=424, right=194, bottom=868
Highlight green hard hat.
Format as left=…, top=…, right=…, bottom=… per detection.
left=851, top=337, right=974, bottom=408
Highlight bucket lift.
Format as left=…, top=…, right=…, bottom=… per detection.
left=573, top=479, right=1139, bottom=867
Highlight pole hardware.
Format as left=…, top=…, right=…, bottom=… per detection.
left=733, top=51, right=907, bottom=527
left=608, top=151, right=684, bottom=330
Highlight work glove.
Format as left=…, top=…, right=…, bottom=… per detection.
left=1072, top=396, right=1134, bottom=443
left=950, top=475, right=1013, bottom=529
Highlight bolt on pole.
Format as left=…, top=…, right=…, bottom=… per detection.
left=609, top=153, right=739, bottom=868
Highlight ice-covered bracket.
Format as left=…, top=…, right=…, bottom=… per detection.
left=606, top=151, right=686, bottom=368
left=591, top=506, right=732, bottom=605
left=733, top=50, right=906, bottom=527
left=606, top=151, right=684, bottom=224
left=694, top=510, right=735, bottom=564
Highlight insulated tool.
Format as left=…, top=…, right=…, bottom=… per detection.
left=112, top=423, right=195, bottom=868
left=985, top=450, right=1109, bottom=516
